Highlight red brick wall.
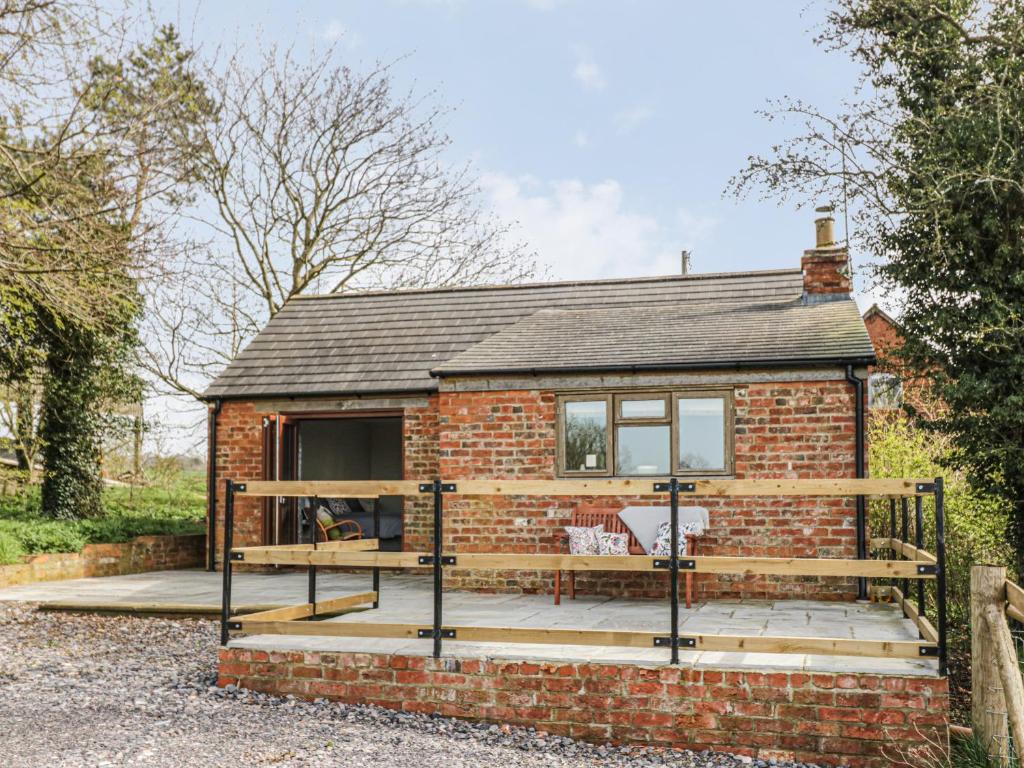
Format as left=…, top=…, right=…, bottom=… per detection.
left=802, top=248, right=851, bottom=296
left=0, top=534, right=205, bottom=588
left=211, top=401, right=265, bottom=562
left=210, top=376, right=860, bottom=600
left=210, top=397, right=443, bottom=563
left=218, top=648, right=948, bottom=768
left=864, top=312, right=900, bottom=364
left=403, top=396, right=440, bottom=552
left=437, top=381, right=857, bottom=600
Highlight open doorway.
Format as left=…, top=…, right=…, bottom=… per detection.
left=268, top=414, right=404, bottom=550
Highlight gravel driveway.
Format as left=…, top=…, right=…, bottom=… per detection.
left=0, top=603, right=824, bottom=767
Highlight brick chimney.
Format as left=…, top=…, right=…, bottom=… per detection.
left=801, top=205, right=851, bottom=303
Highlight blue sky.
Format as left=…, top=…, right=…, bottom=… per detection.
left=156, top=0, right=867, bottom=290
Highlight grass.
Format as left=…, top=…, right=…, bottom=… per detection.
left=0, top=470, right=206, bottom=565
left=948, top=736, right=1017, bottom=768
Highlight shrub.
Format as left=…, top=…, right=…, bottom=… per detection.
left=868, top=411, right=1015, bottom=725
left=0, top=472, right=205, bottom=555
left=0, top=531, right=25, bottom=565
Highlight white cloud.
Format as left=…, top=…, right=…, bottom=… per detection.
left=321, top=19, right=347, bottom=41
left=481, top=173, right=717, bottom=280
left=571, top=45, right=605, bottom=91
left=613, top=103, right=654, bottom=134
left=572, top=130, right=589, bottom=148
left=313, top=18, right=363, bottom=49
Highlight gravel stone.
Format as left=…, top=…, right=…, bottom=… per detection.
left=0, top=603, right=835, bottom=767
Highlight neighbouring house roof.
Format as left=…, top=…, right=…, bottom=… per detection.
left=202, top=269, right=874, bottom=400
left=863, top=303, right=899, bottom=327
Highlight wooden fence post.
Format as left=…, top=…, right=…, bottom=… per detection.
left=972, top=565, right=1010, bottom=765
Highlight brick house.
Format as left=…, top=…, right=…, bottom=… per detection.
left=204, top=214, right=877, bottom=601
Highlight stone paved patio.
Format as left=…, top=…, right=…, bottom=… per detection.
left=0, top=568, right=939, bottom=676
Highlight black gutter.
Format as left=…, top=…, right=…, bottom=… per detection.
left=207, top=399, right=223, bottom=572
left=845, top=365, right=868, bottom=601
left=430, top=355, right=877, bottom=379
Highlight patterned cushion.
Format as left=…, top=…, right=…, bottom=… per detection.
left=327, top=498, right=353, bottom=517
left=598, top=531, right=629, bottom=556
left=566, top=524, right=604, bottom=555
left=316, top=506, right=342, bottom=540
left=651, top=520, right=702, bottom=556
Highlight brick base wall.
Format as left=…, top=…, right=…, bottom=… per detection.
left=0, top=533, right=205, bottom=588
left=218, top=648, right=948, bottom=768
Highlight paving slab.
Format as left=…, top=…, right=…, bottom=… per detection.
left=0, top=568, right=940, bottom=676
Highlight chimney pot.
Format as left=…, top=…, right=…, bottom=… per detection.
left=680, top=250, right=691, bottom=275
left=814, top=205, right=836, bottom=248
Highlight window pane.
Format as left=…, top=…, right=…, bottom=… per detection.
left=616, top=425, right=670, bottom=475
left=564, top=400, right=607, bottom=472
left=677, top=398, right=725, bottom=471
left=620, top=398, right=666, bottom=419
left=868, top=373, right=903, bottom=409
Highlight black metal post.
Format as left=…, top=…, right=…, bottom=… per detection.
left=934, top=477, right=948, bottom=676
left=915, top=495, right=925, bottom=621
left=846, top=366, right=868, bottom=601
left=669, top=477, right=680, bottom=665
left=372, top=499, right=381, bottom=609
left=308, top=496, right=318, bottom=614
left=220, top=479, right=235, bottom=645
left=432, top=479, right=444, bottom=658
left=900, top=497, right=909, bottom=599
left=889, top=498, right=897, bottom=591
left=206, top=399, right=223, bottom=572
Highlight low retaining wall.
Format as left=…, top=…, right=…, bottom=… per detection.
left=217, top=648, right=948, bottom=767
left=0, top=533, right=205, bottom=588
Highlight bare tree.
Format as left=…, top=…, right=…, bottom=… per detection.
left=141, top=45, right=536, bottom=402
left=0, top=1, right=139, bottom=330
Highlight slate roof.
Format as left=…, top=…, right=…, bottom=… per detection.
left=202, top=269, right=875, bottom=399
left=432, top=299, right=875, bottom=376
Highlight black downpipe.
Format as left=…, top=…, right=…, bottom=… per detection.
left=846, top=366, right=867, bottom=600
left=207, top=399, right=223, bottom=572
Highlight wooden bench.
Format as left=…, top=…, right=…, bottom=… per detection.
left=554, top=505, right=700, bottom=608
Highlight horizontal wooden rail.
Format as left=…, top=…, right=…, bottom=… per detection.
left=232, top=539, right=380, bottom=554
left=870, top=537, right=937, bottom=564
left=891, top=586, right=939, bottom=643
left=235, top=478, right=935, bottom=498
left=1006, top=580, right=1024, bottom=625
left=234, top=550, right=430, bottom=567
left=236, top=592, right=378, bottom=624
left=229, top=619, right=936, bottom=659
left=230, top=548, right=937, bottom=578
left=238, top=480, right=404, bottom=497
left=454, top=478, right=934, bottom=497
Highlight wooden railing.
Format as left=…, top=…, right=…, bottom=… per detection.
left=220, top=477, right=947, bottom=669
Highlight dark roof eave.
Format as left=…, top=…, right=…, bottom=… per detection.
left=429, top=355, right=878, bottom=379
left=198, top=386, right=438, bottom=403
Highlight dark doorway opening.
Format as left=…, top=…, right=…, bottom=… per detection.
left=266, top=414, right=404, bottom=550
